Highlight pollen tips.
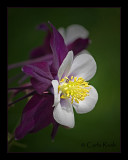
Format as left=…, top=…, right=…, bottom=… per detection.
left=74, top=77, right=77, bottom=82
left=60, top=78, right=64, bottom=83
left=59, top=75, right=91, bottom=104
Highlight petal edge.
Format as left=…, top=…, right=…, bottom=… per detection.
left=73, top=85, right=98, bottom=114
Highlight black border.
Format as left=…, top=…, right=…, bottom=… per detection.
left=1, top=0, right=128, bottom=159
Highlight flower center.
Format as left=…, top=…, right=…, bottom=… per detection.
left=58, top=76, right=91, bottom=104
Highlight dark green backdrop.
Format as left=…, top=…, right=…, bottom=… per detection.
left=8, top=7, right=120, bottom=152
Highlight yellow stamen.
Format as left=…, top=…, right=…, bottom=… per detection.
left=74, top=77, right=77, bottom=82
left=58, top=76, right=91, bottom=104
left=71, top=76, right=73, bottom=80
left=60, top=78, right=65, bottom=83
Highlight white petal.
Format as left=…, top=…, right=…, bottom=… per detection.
left=51, top=80, right=60, bottom=107
left=58, top=50, right=73, bottom=81
left=53, top=99, right=75, bottom=128
left=68, top=50, right=97, bottom=81
left=65, top=24, right=89, bottom=45
left=73, top=85, right=98, bottom=114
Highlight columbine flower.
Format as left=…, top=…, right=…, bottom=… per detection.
left=51, top=50, right=98, bottom=128
left=14, top=22, right=97, bottom=140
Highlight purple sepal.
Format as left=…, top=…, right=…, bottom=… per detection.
left=23, top=62, right=53, bottom=80
left=15, top=93, right=55, bottom=140
left=49, top=22, right=68, bottom=77
left=67, top=38, right=90, bottom=55
left=31, top=78, right=52, bottom=95
left=22, top=62, right=53, bottom=94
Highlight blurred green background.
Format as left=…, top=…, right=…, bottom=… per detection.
left=8, top=7, right=120, bottom=152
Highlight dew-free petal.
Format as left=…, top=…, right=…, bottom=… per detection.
left=53, top=99, right=75, bottom=128
left=73, top=85, right=98, bottom=114
left=58, top=50, right=73, bottom=81
left=68, top=50, right=97, bottom=81
left=51, top=80, right=60, bottom=107
left=59, top=24, right=89, bottom=45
